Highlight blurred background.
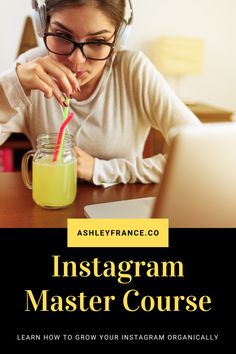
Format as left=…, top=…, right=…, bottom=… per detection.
left=0, top=0, right=235, bottom=118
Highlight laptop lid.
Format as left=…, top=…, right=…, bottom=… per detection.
left=151, top=122, right=236, bottom=227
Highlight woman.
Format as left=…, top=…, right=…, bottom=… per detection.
left=0, top=0, right=200, bottom=187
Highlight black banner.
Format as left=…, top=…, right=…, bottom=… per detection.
left=1, top=228, right=234, bottom=348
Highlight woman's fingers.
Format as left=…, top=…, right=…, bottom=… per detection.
left=31, top=65, right=68, bottom=105
left=39, top=57, right=79, bottom=95
left=16, top=56, right=79, bottom=105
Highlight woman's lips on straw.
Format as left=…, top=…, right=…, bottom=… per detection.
left=76, top=71, right=87, bottom=79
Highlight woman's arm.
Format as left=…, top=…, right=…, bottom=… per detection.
left=74, top=146, right=165, bottom=188
left=92, top=154, right=167, bottom=188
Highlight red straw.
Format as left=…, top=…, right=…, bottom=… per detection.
left=52, top=112, right=75, bottom=162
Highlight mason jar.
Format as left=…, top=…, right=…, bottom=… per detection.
left=21, top=133, right=77, bottom=209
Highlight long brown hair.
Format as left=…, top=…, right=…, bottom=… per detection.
left=46, top=0, right=126, bottom=28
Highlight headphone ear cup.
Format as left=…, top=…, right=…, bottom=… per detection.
left=32, top=0, right=47, bottom=37
left=115, top=21, right=131, bottom=49
left=115, top=0, right=134, bottom=49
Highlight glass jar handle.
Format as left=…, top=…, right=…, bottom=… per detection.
left=21, top=150, right=35, bottom=190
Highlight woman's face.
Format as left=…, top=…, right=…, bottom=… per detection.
left=48, top=5, right=116, bottom=89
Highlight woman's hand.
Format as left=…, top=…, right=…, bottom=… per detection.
left=74, top=147, right=95, bottom=182
left=16, top=56, right=79, bottom=106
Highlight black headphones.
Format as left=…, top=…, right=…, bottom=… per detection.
left=31, top=0, right=134, bottom=48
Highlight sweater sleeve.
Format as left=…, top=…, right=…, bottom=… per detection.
left=0, top=66, right=31, bottom=145
left=0, top=47, right=47, bottom=145
left=93, top=154, right=167, bottom=188
left=0, top=47, right=47, bottom=115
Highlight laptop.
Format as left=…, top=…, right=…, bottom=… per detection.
left=84, top=122, right=236, bottom=227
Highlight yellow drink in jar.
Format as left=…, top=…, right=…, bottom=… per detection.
left=32, top=157, right=77, bottom=208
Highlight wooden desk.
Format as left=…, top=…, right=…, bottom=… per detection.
left=0, top=172, right=159, bottom=228
left=186, top=103, right=233, bottom=122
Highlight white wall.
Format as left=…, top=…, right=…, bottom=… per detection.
left=1, top=0, right=235, bottom=118
left=0, top=1, right=33, bottom=68
left=127, top=0, right=236, bottom=119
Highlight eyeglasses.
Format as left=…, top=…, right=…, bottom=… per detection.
left=43, top=33, right=115, bottom=60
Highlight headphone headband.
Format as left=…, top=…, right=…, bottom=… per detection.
left=31, top=0, right=47, bottom=37
left=125, top=0, right=134, bottom=26
left=32, top=0, right=134, bottom=47
left=115, top=0, right=134, bottom=48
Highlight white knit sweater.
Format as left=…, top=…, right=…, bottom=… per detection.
left=0, top=47, right=201, bottom=187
